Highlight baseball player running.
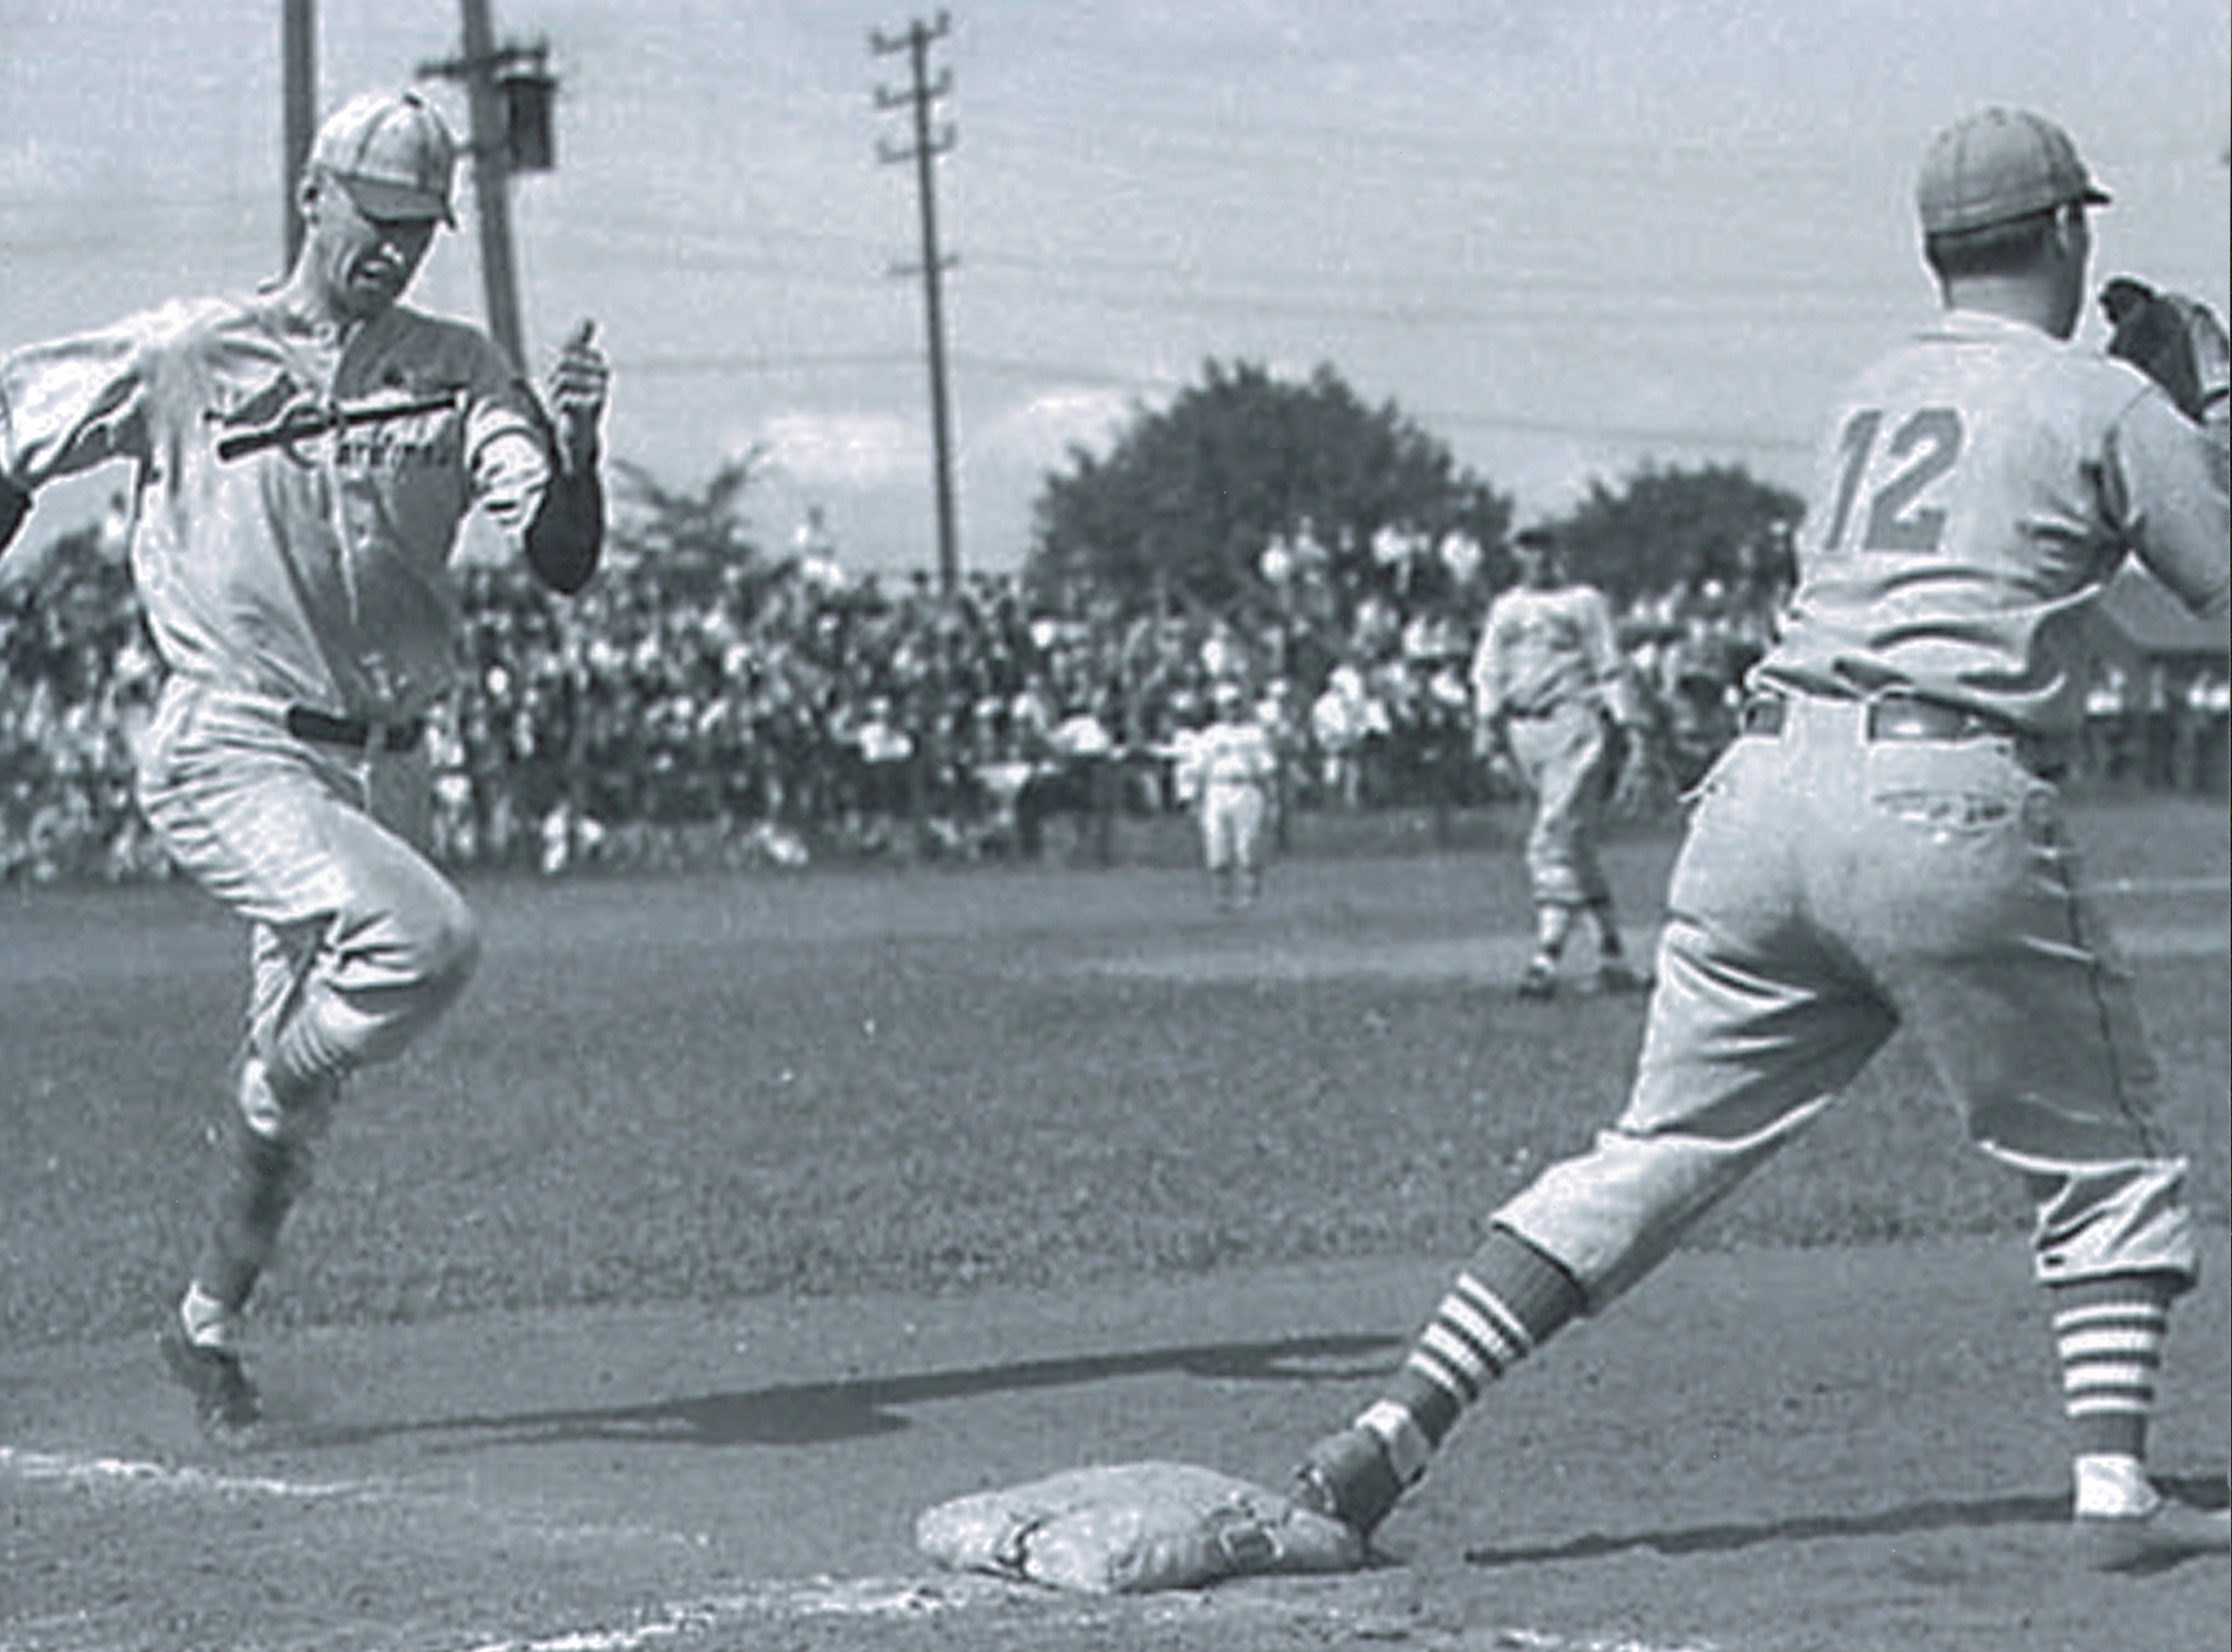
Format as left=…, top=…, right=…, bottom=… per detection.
left=1469, top=526, right=1650, bottom=997
left=1294, top=108, right=2229, bottom=1573
left=0, top=89, right=610, bottom=1441
left=1177, top=679, right=1278, bottom=910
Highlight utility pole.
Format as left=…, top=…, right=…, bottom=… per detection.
left=281, top=0, right=316, bottom=266
left=420, top=1, right=559, bottom=371
left=871, top=12, right=961, bottom=595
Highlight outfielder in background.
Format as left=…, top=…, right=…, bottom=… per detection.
left=1295, top=107, right=2230, bottom=1573
left=1469, top=526, right=1653, bottom=998
left=1176, top=678, right=1279, bottom=911
left=0, top=89, right=611, bottom=1442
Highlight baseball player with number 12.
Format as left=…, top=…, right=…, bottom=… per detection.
left=0, top=89, right=610, bottom=1443
left=1292, top=107, right=2229, bottom=1575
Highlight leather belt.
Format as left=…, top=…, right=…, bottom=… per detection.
left=1740, top=691, right=2065, bottom=779
left=285, top=705, right=426, bottom=753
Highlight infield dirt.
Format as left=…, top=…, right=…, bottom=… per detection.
left=3, top=1235, right=2226, bottom=1651
left=2, top=800, right=2225, bottom=1650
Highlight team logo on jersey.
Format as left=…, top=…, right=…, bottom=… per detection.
left=210, top=377, right=464, bottom=468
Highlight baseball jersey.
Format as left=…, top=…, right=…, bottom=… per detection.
left=0, top=293, right=553, bottom=722
left=1182, top=719, right=1276, bottom=792
left=1470, top=582, right=1633, bottom=722
left=1757, top=307, right=2229, bottom=737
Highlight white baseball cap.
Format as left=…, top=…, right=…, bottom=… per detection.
left=311, top=89, right=457, bottom=224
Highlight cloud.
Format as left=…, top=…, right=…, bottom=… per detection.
left=745, top=412, right=924, bottom=488
left=981, top=385, right=1138, bottom=465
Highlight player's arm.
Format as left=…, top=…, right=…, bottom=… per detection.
left=522, top=321, right=609, bottom=595
left=1468, top=607, right=1506, bottom=756
left=1575, top=588, right=1646, bottom=730
left=0, top=314, right=162, bottom=556
left=2109, top=388, right=2230, bottom=623
left=1246, top=722, right=1279, bottom=784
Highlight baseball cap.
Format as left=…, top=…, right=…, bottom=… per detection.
left=311, top=89, right=457, bottom=225
left=1916, top=107, right=2108, bottom=236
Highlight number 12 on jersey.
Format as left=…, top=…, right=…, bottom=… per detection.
left=1821, top=406, right=1964, bottom=555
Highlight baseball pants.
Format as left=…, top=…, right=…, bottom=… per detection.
left=136, top=680, right=481, bottom=1140
left=1503, top=700, right=1614, bottom=908
left=1497, top=694, right=2195, bottom=1307
left=1200, top=780, right=1267, bottom=873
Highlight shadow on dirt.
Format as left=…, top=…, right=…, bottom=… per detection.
left=299, top=1331, right=1399, bottom=1452
left=1462, top=1474, right=2229, bottom=1567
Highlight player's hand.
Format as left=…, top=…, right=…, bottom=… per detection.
left=1609, top=726, right=1674, bottom=820
left=549, top=319, right=609, bottom=470
left=1471, top=713, right=1500, bottom=762
left=2101, top=279, right=2230, bottom=431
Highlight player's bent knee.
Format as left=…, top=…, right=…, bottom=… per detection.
left=414, top=898, right=482, bottom=1007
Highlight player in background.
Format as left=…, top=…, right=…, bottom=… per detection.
left=1175, top=678, right=1278, bottom=911
left=0, top=89, right=610, bottom=1442
left=1293, top=107, right=2229, bottom=1572
left=1469, top=526, right=1651, bottom=998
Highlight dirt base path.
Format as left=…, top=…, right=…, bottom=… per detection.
left=3, top=1232, right=2226, bottom=1652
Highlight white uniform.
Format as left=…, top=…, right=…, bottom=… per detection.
left=1, top=291, right=556, bottom=1112
left=1501, top=308, right=2226, bottom=1304
left=1470, top=580, right=1636, bottom=908
left=1183, top=717, right=1277, bottom=875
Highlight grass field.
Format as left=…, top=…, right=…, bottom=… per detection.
left=2, top=795, right=2223, bottom=1348
left=0, top=794, right=2225, bottom=1652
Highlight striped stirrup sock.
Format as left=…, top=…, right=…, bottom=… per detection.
left=1361, top=1226, right=1585, bottom=1483
left=2053, top=1276, right=2172, bottom=1458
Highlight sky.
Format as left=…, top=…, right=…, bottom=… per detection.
left=2, top=0, right=2227, bottom=580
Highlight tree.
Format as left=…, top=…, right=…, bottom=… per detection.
left=607, top=451, right=784, bottom=615
left=1550, top=462, right=1802, bottom=608
left=1024, top=360, right=1511, bottom=631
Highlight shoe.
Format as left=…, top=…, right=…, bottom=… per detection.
left=2075, top=1497, right=2230, bottom=1574
left=1516, top=959, right=1557, bottom=1001
left=159, top=1327, right=262, bottom=1444
left=1595, top=960, right=1649, bottom=994
left=1293, top=1426, right=1406, bottom=1538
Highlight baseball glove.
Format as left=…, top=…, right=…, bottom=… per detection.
left=917, top=1461, right=1365, bottom=1593
left=1607, top=723, right=1676, bottom=821
left=2101, top=277, right=2230, bottom=428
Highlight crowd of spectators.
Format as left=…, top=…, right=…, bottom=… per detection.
left=0, top=517, right=2221, bottom=884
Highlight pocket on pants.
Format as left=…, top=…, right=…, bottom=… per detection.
left=1853, top=740, right=2052, bottom=953
left=1862, top=739, right=2040, bottom=840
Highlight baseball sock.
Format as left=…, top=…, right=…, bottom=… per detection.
left=1530, top=905, right=1573, bottom=971
left=1586, top=898, right=1626, bottom=961
left=2053, top=1273, right=2175, bottom=1518
left=189, top=1111, right=312, bottom=1330
left=1350, top=1224, right=1585, bottom=1486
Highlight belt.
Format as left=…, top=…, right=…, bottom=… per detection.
left=1740, top=691, right=2065, bottom=779
left=285, top=705, right=426, bottom=753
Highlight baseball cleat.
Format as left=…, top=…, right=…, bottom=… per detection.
left=1595, top=960, right=1649, bottom=994
left=1516, top=959, right=1557, bottom=1001
left=1293, top=1426, right=1406, bottom=1538
left=159, top=1327, right=262, bottom=1444
left=2074, top=1496, right=2231, bottom=1573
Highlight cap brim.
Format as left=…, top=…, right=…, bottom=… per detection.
left=339, top=175, right=454, bottom=226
